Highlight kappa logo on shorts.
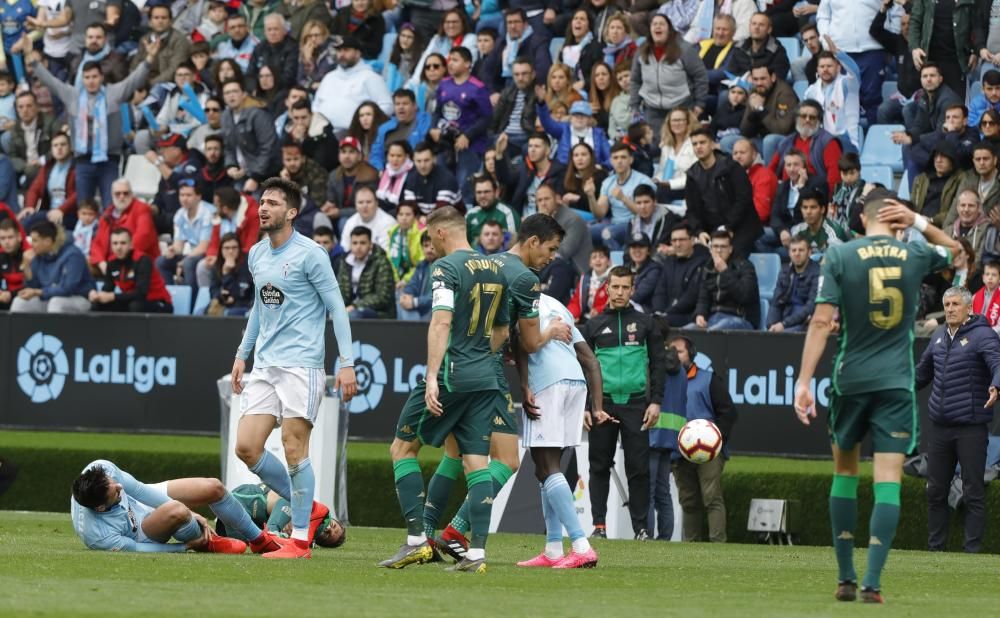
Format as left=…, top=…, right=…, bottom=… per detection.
left=260, top=283, right=285, bottom=308
left=890, top=431, right=911, bottom=439
left=493, top=415, right=505, bottom=426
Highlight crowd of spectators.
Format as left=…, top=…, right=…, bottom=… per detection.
left=0, top=0, right=998, bottom=333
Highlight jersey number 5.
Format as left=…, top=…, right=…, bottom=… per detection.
left=868, top=267, right=903, bottom=329
left=468, top=283, right=504, bottom=337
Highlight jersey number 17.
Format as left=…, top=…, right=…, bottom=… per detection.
left=468, top=283, right=504, bottom=337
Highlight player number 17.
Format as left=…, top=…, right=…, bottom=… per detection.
left=467, top=283, right=504, bottom=337
left=868, top=267, right=903, bottom=330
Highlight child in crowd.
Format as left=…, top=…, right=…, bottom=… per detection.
left=387, top=202, right=424, bottom=283
left=72, top=200, right=99, bottom=258
left=829, top=152, right=864, bottom=236
left=713, top=78, right=749, bottom=144
left=625, top=121, right=656, bottom=178
left=972, top=261, right=1000, bottom=332
left=608, top=63, right=631, bottom=139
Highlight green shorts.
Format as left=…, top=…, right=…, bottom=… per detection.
left=395, top=381, right=501, bottom=456
left=491, top=392, right=518, bottom=435
left=828, top=389, right=918, bottom=454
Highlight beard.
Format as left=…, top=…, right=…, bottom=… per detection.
left=796, top=120, right=818, bottom=139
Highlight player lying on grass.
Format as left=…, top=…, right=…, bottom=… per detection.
left=216, top=483, right=346, bottom=548
left=514, top=293, right=606, bottom=569
left=71, top=460, right=286, bottom=554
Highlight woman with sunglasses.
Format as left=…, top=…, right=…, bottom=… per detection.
left=407, top=9, right=477, bottom=90
left=187, top=97, right=225, bottom=154
left=981, top=109, right=1000, bottom=147
left=413, top=52, right=448, bottom=114
left=384, top=23, right=426, bottom=93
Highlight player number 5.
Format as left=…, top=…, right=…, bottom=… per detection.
left=868, top=267, right=903, bottom=330
left=467, top=283, right=504, bottom=337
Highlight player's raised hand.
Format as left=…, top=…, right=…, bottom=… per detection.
left=875, top=199, right=916, bottom=230
left=231, top=358, right=245, bottom=394
left=793, top=381, right=816, bottom=425
left=986, top=386, right=999, bottom=408
left=336, top=366, right=357, bottom=402
left=425, top=375, right=443, bottom=416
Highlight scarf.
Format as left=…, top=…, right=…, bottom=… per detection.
left=603, top=36, right=633, bottom=67
left=75, top=44, right=111, bottom=86
left=76, top=86, right=109, bottom=163
left=587, top=268, right=609, bottom=309
left=376, top=158, right=413, bottom=206
left=502, top=25, right=533, bottom=78
left=348, top=10, right=366, bottom=32
left=48, top=160, right=71, bottom=209
left=390, top=225, right=415, bottom=275
left=562, top=31, right=593, bottom=71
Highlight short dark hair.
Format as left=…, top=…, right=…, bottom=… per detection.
left=77, top=198, right=99, bottom=213
left=750, top=60, right=773, bottom=74
left=608, top=265, right=634, bottom=282
left=414, top=141, right=435, bottom=156
left=799, top=99, right=824, bottom=118
left=0, top=218, right=19, bottom=233
left=627, top=121, right=649, bottom=144
left=670, top=222, right=694, bottom=238
left=920, top=62, right=941, bottom=75
left=689, top=127, right=714, bottom=141
left=281, top=140, right=304, bottom=154
left=591, top=245, right=610, bottom=258
left=784, top=149, right=808, bottom=165
left=350, top=225, right=372, bottom=240
left=478, top=27, right=498, bottom=41
left=81, top=61, right=103, bottom=76
left=985, top=70, right=1000, bottom=87
left=85, top=21, right=108, bottom=34
left=947, top=103, right=969, bottom=118
left=175, top=61, right=196, bottom=75
left=221, top=78, right=245, bottom=92
left=798, top=188, right=825, bottom=207
left=420, top=230, right=431, bottom=244
left=149, top=4, right=172, bottom=18
left=517, top=213, right=565, bottom=245
left=449, top=46, right=473, bottom=64
left=973, top=141, right=997, bottom=157
left=983, top=261, right=1000, bottom=274
left=838, top=152, right=861, bottom=172
left=72, top=465, right=111, bottom=510
left=214, top=186, right=240, bottom=210
left=392, top=88, right=416, bottom=103
left=633, top=184, right=656, bottom=201
left=259, top=177, right=302, bottom=214
left=710, top=227, right=733, bottom=242
left=472, top=174, right=497, bottom=189
left=397, top=202, right=417, bottom=215
left=789, top=234, right=811, bottom=248
left=29, top=220, right=58, bottom=240
left=313, top=225, right=335, bottom=239
left=481, top=220, right=503, bottom=231
left=290, top=99, right=312, bottom=113
left=387, top=140, right=413, bottom=158
left=799, top=22, right=818, bottom=37
left=110, top=227, right=132, bottom=239
left=205, top=134, right=224, bottom=150
left=527, top=132, right=550, bottom=147
left=610, top=141, right=632, bottom=156
left=504, top=7, right=527, bottom=21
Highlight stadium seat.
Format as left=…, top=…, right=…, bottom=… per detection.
left=749, top=253, right=780, bottom=301
left=166, top=285, right=192, bottom=315
left=898, top=169, right=910, bottom=199
left=610, top=250, right=624, bottom=266
left=777, top=37, right=800, bottom=61
left=793, top=80, right=807, bottom=99
left=192, top=287, right=211, bottom=315
left=861, top=164, right=893, bottom=188
left=759, top=298, right=770, bottom=331
left=123, top=154, right=162, bottom=204
left=881, top=80, right=898, bottom=100
left=549, top=37, right=564, bottom=62
left=860, top=124, right=905, bottom=173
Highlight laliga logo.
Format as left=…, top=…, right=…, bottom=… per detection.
left=338, top=341, right=388, bottom=414
left=16, top=331, right=177, bottom=403
left=17, top=332, right=69, bottom=403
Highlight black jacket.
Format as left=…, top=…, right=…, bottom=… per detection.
left=767, top=259, right=820, bottom=329
left=652, top=244, right=710, bottom=326
left=695, top=257, right=760, bottom=327
left=247, top=37, right=299, bottom=91
left=770, top=174, right=829, bottom=235
left=495, top=154, right=565, bottom=214
left=905, top=85, right=964, bottom=140
left=734, top=36, right=790, bottom=82
left=916, top=314, right=1000, bottom=425
left=630, top=257, right=662, bottom=313
left=870, top=6, right=919, bottom=98
left=684, top=152, right=762, bottom=252
left=490, top=83, right=538, bottom=136
left=582, top=305, right=666, bottom=406
left=910, top=125, right=978, bottom=173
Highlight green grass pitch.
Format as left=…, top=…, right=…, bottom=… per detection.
left=3, top=511, right=999, bottom=617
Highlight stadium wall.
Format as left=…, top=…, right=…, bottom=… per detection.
left=1, top=313, right=937, bottom=457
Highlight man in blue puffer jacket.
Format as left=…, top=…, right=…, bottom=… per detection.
left=10, top=220, right=93, bottom=313
left=916, top=286, right=1000, bottom=553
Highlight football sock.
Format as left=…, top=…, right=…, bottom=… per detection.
left=863, top=482, right=901, bottom=591
left=466, top=468, right=494, bottom=552
left=541, top=483, right=563, bottom=556
left=210, top=492, right=263, bottom=542
left=288, top=457, right=314, bottom=542
left=173, top=514, right=203, bottom=543
left=423, top=456, right=463, bottom=538
left=248, top=451, right=292, bottom=501
left=829, top=474, right=858, bottom=583
left=449, top=461, right=514, bottom=536
left=393, top=458, right=426, bottom=540
left=544, top=473, right=588, bottom=551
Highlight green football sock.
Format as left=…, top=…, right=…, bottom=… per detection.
left=863, top=482, right=901, bottom=591
left=392, top=458, right=425, bottom=537
left=829, top=474, right=858, bottom=583
left=423, top=456, right=463, bottom=537
left=448, top=461, right=514, bottom=535
left=466, top=468, right=494, bottom=550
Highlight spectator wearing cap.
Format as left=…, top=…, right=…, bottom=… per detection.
left=90, top=179, right=159, bottom=273
left=766, top=235, right=820, bottom=333
left=247, top=13, right=299, bottom=91
left=685, top=128, right=761, bottom=258
left=652, top=221, right=710, bottom=328
left=626, top=231, right=662, bottom=313
left=21, top=132, right=76, bottom=231
left=314, top=34, right=392, bottom=133
left=214, top=13, right=259, bottom=73
left=156, top=181, right=215, bottom=288
left=11, top=220, right=92, bottom=313
left=428, top=46, right=493, bottom=203
left=689, top=227, right=760, bottom=331
left=370, top=89, right=433, bottom=171
left=221, top=78, right=280, bottom=195
left=133, top=62, right=211, bottom=155
left=769, top=99, right=844, bottom=197
left=401, top=141, right=462, bottom=216
left=335, top=222, right=397, bottom=319
left=3, top=91, right=59, bottom=186
left=712, top=78, right=750, bottom=149
left=91, top=227, right=173, bottom=313
left=132, top=5, right=193, bottom=85
left=767, top=150, right=830, bottom=255
left=739, top=61, right=799, bottom=159
left=147, top=132, right=205, bottom=234
left=322, top=136, right=380, bottom=230
left=538, top=98, right=612, bottom=169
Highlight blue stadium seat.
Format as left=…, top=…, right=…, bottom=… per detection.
left=759, top=298, right=770, bottom=331
left=898, top=169, right=910, bottom=199
left=970, top=80, right=983, bottom=104
left=610, top=250, right=624, bottom=266
left=192, top=287, right=211, bottom=315
left=777, top=37, right=800, bottom=61
left=793, top=80, right=808, bottom=99
left=861, top=164, right=893, bottom=188
left=549, top=37, right=564, bottom=62
left=166, top=285, right=192, bottom=315
left=860, top=124, right=905, bottom=173
left=749, top=253, right=781, bottom=301
left=881, top=80, right=898, bottom=100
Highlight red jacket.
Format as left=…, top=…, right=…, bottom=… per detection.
left=567, top=271, right=609, bottom=321
left=747, top=163, right=778, bottom=224
left=768, top=134, right=842, bottom=196
left=25, top=160, right=77, bottom=215
left=103, top=250, right=172, bottom=304
left=0, top=202, right=29, bottom=251
left=0, top=247, right=25, bottom=293
left=972, top=286, right=1000, bottom=327
left=207, top=194, right=260, bottom=257
left=90, top=199, right=160, bottom=266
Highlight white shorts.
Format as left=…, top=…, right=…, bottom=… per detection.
left=240, top=366, right=326, bottom=425
left=522, top=380, right=588, bottom=448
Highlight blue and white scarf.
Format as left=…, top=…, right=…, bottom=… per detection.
left=603, top=36, right=633, bottom=67
left=502, top=25, right=533, bottom=79
left=74, top=43, right=111, bottom=86
left=561, top=31, right=593, bottom=71
left=76, top=87, right=109, bottom=163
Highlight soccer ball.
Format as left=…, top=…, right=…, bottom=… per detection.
left=677, top=419, right=723, bottom=464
